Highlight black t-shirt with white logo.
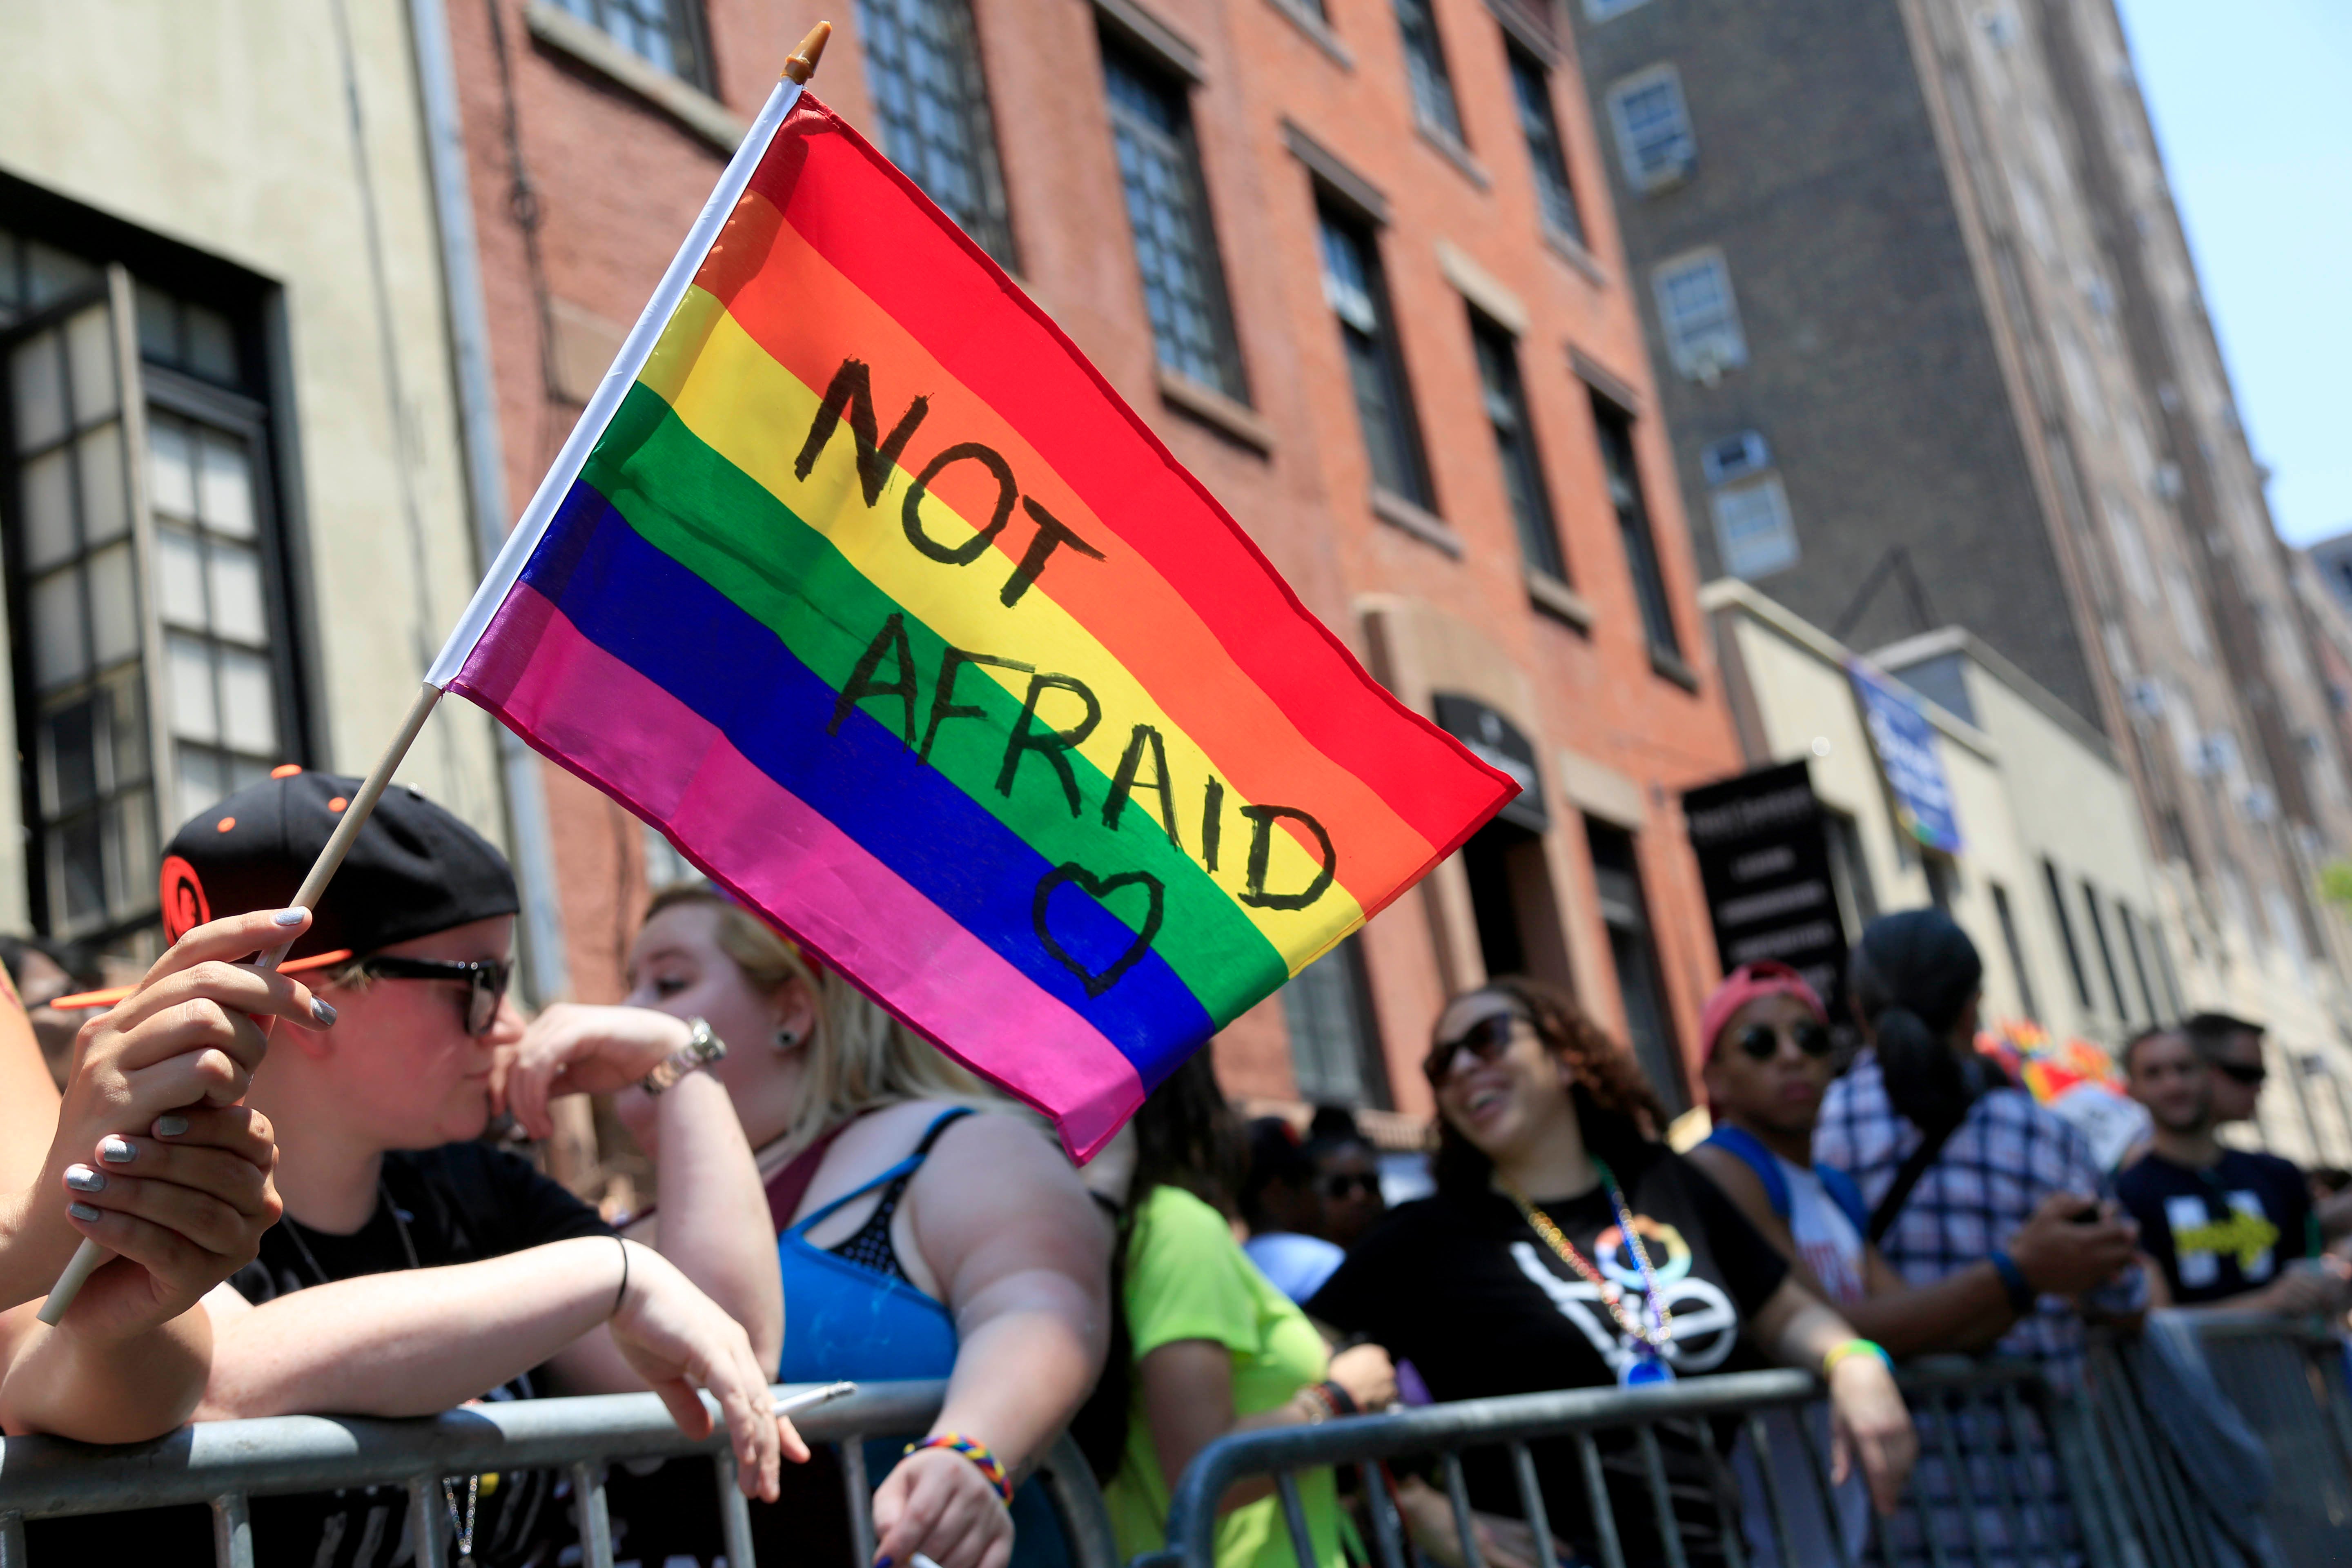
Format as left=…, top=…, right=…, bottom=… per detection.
left=1306, top=1144, right=1789, bottom=1568
left=2115, top=1147, right=2318, bottom=1306
left=31, top=1142, right=613, bottom=1568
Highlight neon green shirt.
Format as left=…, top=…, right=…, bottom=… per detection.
left=1104, top=1184, right=1343, bottom=1568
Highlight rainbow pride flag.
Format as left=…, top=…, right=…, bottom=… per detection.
left=429, top=85, right=1511, bottom=1157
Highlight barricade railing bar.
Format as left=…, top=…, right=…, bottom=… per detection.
left=0, top=1379, right=1118, bottom=1568
left=0, top=1319, right=2341, bottom=1568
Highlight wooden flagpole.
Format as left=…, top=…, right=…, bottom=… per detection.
left=38, top=21, right=835, bottom=1327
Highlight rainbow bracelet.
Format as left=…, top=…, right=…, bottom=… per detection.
left=905, top=1432, right=1014, bottom=1506
left=1822, top=1338, right=1892, bottom=1377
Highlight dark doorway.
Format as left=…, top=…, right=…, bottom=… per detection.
left=1461, top=816, right=1573, bottom=994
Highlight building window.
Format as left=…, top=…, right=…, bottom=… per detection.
left=1320, top=207, right=1432, bottom=508
left=1102, top=41, right=1246, bottom=401
left=2080, top=878, right=2132, bottom=1023
left=2117, top=902, right=2160, bottom=1022
left=1279, top=938, right=1390, bottom=1108
left=551, top=0, right=712, bottom=88
left=1392, top=0, right=1463, bottom=141
left=1590, top=393, right=1680, bottom=659
left=1823, top=808, right=1878, bottom=932
left=1583, top=0, right=1657, bottom=18
left=2, top=236, right=297, bottom=947
left=1508, top=47, right=1584, bottom=245
left=1651, top=249, right=1746, bottom=381
left=1586, top=818, right=1686, bottom=1114
left=1605, top=65, right=1696, bottom=192
left=1990, top=880, right=2040, bottom=1022
left=1711, top=477, right=1798, bottom=578
left=856, top=0, right=1017, bottom=265
left=1471, top=315, right=1564, bottom=582
left=2042, top=858, right=2094, bottom=1012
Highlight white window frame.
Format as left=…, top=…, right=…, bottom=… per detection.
left=1650, top=247, right=1747, bottom=382
left=1711, top=475, right=1799, bottom=579
left=1604, top=64, right=1696, bottom=192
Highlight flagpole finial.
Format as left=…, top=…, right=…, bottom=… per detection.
left=784, top=21, right=833, bottom=84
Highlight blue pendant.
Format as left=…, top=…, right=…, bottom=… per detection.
left=1620, top=1348, right=1676, bottom=1388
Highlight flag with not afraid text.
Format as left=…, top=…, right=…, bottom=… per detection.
left=429, top=87, right=1511, bottom=1158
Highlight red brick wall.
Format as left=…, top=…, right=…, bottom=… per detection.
left=445, top=0, right=1742, bottom=1114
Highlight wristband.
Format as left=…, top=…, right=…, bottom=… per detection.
left=1822, top=1338, right=1891, bottom=1377
left=1988, top=1249, right=2036, bottom=1314
left=1318, top=1378, right=1358, bottom=1417
left=904, top=1433, right=1014, bottom=1506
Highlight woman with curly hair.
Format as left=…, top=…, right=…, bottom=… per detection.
left=1306, top=977, right=1914, bottom=1568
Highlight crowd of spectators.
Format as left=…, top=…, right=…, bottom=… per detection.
left=0, top=772, right=2346, bottom=1568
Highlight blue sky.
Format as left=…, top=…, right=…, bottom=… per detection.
left=2113, top=0, right=2352, bottom=546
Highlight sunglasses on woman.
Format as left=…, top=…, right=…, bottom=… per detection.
left=1422, top=1013, right=1528, bottom=1085
left=353, top=954, right=514, bottom=1036
left=2213, top=1060, right=2267, bottom=1088
left=1731, top=1020, right=1833, bottom=1062
left=1320, top=1172, right=1380, bottom=1200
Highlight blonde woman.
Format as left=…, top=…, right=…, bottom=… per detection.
left=502, top=884, right=1111, bottom=1568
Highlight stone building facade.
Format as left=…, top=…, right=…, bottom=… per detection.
left=1570, top=0, right=2352, bottom=1118
left=0, top=2, right=523, bottom=965
left=430, top=0, right=1746, bottom=1129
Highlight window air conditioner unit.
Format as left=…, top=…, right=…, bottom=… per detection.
left=2241, top=785, right=2278, bottom=823
left=1702, top=430, right=1772, bottom=487
left=2125, top=679, right=2165, bottom=719
left=1684, top=337, right=1737, bottom=385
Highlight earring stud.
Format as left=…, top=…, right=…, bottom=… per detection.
left=774, top=1026, right=802, bottom=1051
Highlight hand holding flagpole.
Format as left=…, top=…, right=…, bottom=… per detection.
left=37, top=21, right=836, bottom=1329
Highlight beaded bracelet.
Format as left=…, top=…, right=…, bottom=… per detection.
left=905, top=1433, right=1014, bottom=1506
left=1821, top=1338, right=1893, bottom=1377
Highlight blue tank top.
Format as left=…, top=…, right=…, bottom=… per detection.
left=775, top=1109, right=967, bottom=1383
left=773, top=1109, right=1073, bottom=1568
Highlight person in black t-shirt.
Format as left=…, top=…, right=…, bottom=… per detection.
left=2116, top=1027, right=2346, bottom=1312
left=1307, top=978, right=1915, bottom=1568
left=34, top=771, right=796, bottom=1568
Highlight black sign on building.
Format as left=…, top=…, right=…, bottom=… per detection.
left=1681, top=761, right=1849, bottom=1022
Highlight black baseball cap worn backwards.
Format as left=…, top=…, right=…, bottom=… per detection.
left=159, top=768, right=519, bottom=964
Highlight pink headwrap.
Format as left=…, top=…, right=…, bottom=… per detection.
left=1699, top=961, right=1828, bottom=1058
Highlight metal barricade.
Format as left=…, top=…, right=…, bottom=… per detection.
left=0, top=1379, right=1119, bottom=1568
left=1133, top=1321, right=2352, bottom=1568
left=1130, top=1355, right=2292, bottom=1568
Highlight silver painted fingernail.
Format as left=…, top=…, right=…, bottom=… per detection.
left=64, top=1165, right=105, bottom=1193
left=155, top=1115, right=191, bottom=1138
left=311, top=996, right=337, bottom=1026
left=99, top=1137, right=136, bottom=1164
left=67, top=1201, right=102, bottom=1222
left=273, top=907, right=307, bottom=926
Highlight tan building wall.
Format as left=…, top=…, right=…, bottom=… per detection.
left=0, top=1, right=510, bottom=953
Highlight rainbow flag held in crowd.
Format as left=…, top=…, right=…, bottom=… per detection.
left=428, top=84, right=1511, bottom=1158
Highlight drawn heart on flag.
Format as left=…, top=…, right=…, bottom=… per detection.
left=1033, top=863, right=1166, bottom=999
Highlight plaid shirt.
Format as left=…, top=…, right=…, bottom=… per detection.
left=1815, top=1050, right=2137, bottom=1389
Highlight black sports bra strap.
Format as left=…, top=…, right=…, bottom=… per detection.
left=914, top=1106, right=977, bottom=1155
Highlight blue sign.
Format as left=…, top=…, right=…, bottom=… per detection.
left=1847, top=659, right=1963, bottom=853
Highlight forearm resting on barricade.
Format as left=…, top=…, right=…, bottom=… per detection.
left=193, top=1235, right=630, bottom=1419
left=0, top=1298, right=212, bottom=1442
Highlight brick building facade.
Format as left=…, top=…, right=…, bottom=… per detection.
left=435, top=0, right=1743, bottom=1125
left=1569, top=0, right=2352, bottom=1100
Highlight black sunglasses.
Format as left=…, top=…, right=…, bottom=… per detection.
left=353, top=955, right=513, bottom=1036
left=1733, top=1021, right=1833, bottom=1062
left=2214, top=1060, right=2267, bottom=1087
left=1423, top=1013, right=1527, bottom=1085
left=1320, top=1172, right=1380, bottom=1200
